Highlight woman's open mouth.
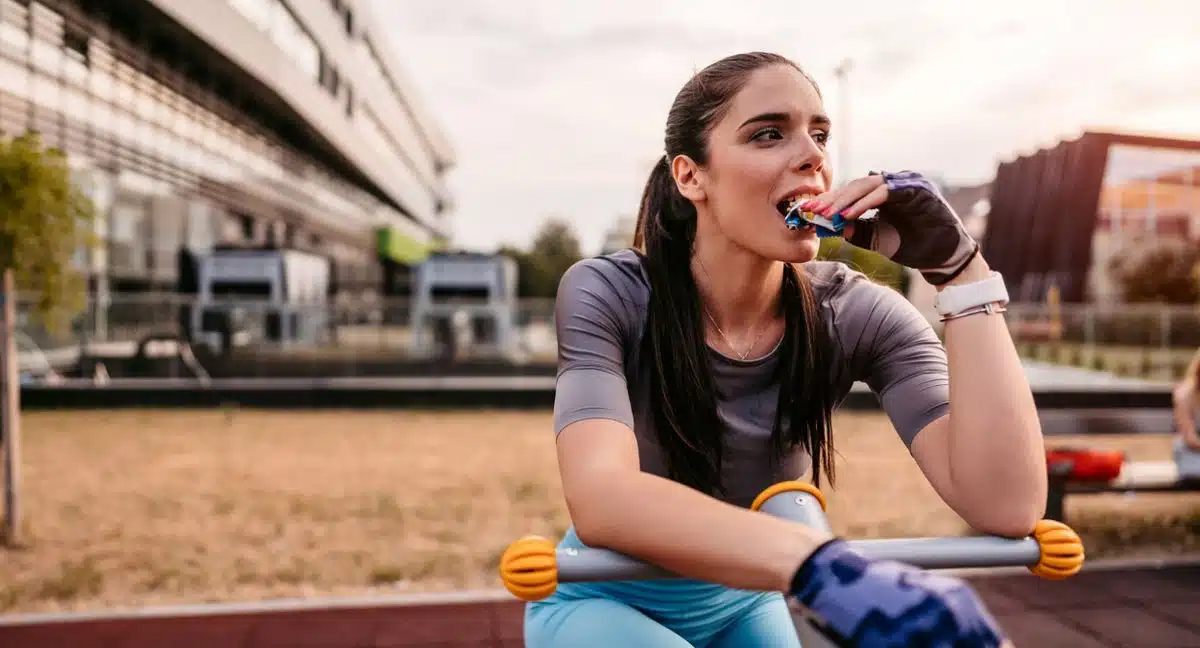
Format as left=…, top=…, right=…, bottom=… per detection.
left=777, top=195, right=818, bottom=231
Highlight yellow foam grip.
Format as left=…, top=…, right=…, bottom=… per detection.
left=499, top=535, right=558, bottom=601
left=1028, top=519, right=1085, bottom=580
left=750, top=480, right=827, bottom=513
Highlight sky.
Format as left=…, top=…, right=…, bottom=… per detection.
left=367, top=0, right=1200, bottom=255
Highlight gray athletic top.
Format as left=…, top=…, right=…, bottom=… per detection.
left=552, top=248, right=950, bottom=508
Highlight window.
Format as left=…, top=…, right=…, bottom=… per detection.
left=63, top=23, right=88, bottom=64
left=318, top=53, right=340, bottom=97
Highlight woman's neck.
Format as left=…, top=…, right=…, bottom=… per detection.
left=691, top=237, right=784, bottom=334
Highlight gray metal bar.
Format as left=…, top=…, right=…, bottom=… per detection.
left=553, top=536, right=1042, bottom=583
left=846, top=536, right=1042, bottom=569
left=547, top=486, right=1051, bottom=588
left=556, top=548, right=680, bottom=582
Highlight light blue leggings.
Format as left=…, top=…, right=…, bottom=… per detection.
left=523, top=527, right=802, bottom=647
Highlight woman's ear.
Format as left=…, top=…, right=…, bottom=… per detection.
left=671, top=154, right=707, bottom=203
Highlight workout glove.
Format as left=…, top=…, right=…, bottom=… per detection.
left=790, top=538, right=1007, bottom=648
left=844, top=171, right=980, bottom=286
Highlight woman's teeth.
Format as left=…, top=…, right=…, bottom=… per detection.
left=781, top=194, right=820, bottom=231
left=780, top=195, right=817, bottom=216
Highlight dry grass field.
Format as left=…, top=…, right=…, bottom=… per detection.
left=1, top=409, right=1196, bottom=615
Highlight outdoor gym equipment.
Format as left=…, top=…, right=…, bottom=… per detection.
left=500, top=480, right=1085, bottom=646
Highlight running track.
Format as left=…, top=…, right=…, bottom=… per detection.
left=1, top=560, right=1197, bottom=647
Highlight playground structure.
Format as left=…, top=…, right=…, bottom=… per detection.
left=187, top=248, right=333, bottom=354
left=500, top=480, right=1086, bottom=646
left=409, top=253, right=520, bottom=361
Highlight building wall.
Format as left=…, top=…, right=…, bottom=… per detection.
left=169, top=0, right=454, bottom=237
left=0, top=0, right=455, bottom=296
left=981, top=131, right=1200, bottom=304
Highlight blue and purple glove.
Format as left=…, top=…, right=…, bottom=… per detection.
left=790, top=539, right=1007, bottom=648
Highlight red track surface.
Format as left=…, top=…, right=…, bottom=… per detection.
left=2, top=561, right=1198, bottom=647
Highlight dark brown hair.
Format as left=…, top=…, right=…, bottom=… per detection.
left=630, top=52, right=837, bottom=497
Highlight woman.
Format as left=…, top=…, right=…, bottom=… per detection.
left=526, top=52, right=1046, bottom=647
left=1173, top=348, right=1200, bottom=476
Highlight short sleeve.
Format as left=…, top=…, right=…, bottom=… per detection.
left=836, top=276, right=949, bottom=447
left=551, top=257, right=640, bottom=435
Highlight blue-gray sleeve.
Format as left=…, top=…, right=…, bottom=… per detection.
left=551, top=258, right=637, bottom=436
left=837, top=276, right=950, bottom=447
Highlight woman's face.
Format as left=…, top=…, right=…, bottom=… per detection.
left=680, top=64, right=834, bottom=263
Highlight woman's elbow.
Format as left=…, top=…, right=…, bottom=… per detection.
left=563, top=478, right=626, bottom=548
left=968, top=500, right=1044, bottom=538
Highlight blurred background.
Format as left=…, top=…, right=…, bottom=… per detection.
left=0, top=0, right=1197, bottom=639
left=5, top=0, right=1198, bottom=380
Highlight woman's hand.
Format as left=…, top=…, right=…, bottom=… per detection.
left=791, top=538, right=1009, bottom=647
left=797, top=171, right=980, bottom=286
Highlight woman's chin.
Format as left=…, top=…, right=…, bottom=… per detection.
left=768, top=236, right=820, bottom=263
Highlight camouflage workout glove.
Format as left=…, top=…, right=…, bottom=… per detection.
left=790, top=539, right=1007, bottom=648
left=844, top=170, right=980, bottom=286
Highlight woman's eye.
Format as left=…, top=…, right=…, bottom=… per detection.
left=750, top=127, right=783, bottom=142
left=812, top=130, right=831, bottom=146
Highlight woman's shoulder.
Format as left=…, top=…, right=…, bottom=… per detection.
left=557, top=248, right=651, bottom=325
left=560, top=248, right=650, bottom=296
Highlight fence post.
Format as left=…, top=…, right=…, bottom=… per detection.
left=0, top=268, right=21, bottom=545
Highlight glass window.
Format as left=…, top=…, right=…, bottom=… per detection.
left=110, top=203, right=143, bottom=244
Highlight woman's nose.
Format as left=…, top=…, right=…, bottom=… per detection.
left=791, top=137, right=826, bottom=173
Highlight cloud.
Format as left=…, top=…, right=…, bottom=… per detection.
left=368, top=0, right=1200, bottom=253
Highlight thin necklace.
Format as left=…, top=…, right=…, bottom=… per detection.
left=703, top=305, right=768, bottom=361
left=696, top=258, right=769, bottom=361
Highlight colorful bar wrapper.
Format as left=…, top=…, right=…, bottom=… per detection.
left=783, top=202, right=847, bottom=239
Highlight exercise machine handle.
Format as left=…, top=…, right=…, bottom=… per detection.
left=500, top=481, right=1084, bottom=602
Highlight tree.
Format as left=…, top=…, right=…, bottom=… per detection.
left=497, top=217, right=583, bottom=299
left=1108, top=239, right=1200, bottom=304
left=0, top=132, right=98, bottom=545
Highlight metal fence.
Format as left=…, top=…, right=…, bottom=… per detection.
left=14, top=293, right=560, bottom=377
left=1005, top=302, right=1200, bottom=349
left=13, top=293, right=1199, bottom=378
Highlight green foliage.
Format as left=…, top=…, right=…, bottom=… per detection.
left=0, top=132, right=98, bottom=333
left=1108, top=240, right=1200, bottom=304
left=816, top=237, right=908, bottom=294
left=497, top=217, right=584, bottom=299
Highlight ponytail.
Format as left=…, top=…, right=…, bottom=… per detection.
left=635, top=156, right=725, bottom=494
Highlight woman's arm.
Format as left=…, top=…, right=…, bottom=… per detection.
left=558, top=417, right=829, bottom=592
left=909, top=254, right=1046, bottom=537
left=1174, top=377, right=1199, bottom=449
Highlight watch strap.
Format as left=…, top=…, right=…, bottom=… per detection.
left=934, top=271, right=1009, bottom=317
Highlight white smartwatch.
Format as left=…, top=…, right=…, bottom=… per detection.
left=933, top=271, right=1009, bottom=320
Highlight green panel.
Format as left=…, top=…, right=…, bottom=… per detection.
left=376, top=227, right=430, bottom=264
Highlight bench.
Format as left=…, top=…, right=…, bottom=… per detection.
left=1045, top=452, right=1200, bottom=523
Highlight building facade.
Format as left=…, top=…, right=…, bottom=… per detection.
left=981, top=131, right=1200, bottom=303
left=0, top=0, right=454, bottom=299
